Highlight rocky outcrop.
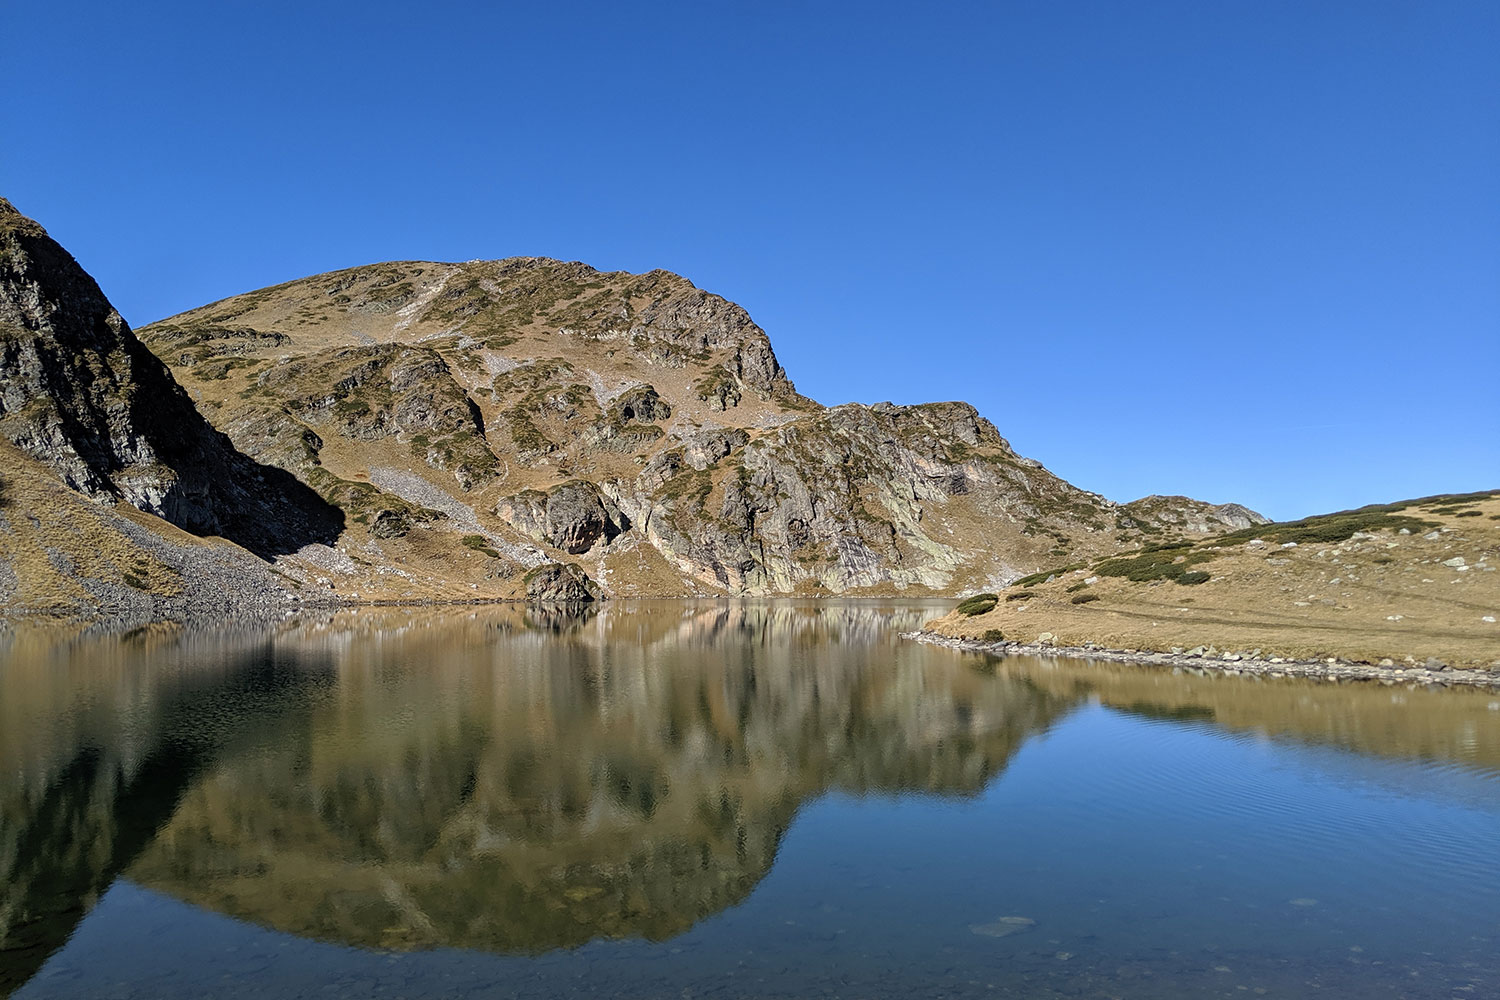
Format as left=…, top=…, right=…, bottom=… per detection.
left=1119, top=495, right=1268, bottom=535
left=524, top=562, right=600, bottom=602
left=611, top=384, right=670, bottom=424
left=496, top=481, right=628, bottom=555
left=606, top=401, right=1094, bottom=593
left=0, top=198, right=341, bottom=560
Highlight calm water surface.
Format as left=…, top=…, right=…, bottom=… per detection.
left=2, top=601, right=1498, bottom=999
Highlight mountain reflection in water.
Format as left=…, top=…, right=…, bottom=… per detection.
left=2, top=601, right=1498, bottom=999
left=1, top=603, right=1057, bottom=983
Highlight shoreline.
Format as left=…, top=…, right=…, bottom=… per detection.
left=902, top=629, right=1500, bottom=690
left=0, top=594, right=954, bottom=634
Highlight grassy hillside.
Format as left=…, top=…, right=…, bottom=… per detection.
left=930, top=491, right=1500, bottom=670
left=0, top=441, right=303, bottom=617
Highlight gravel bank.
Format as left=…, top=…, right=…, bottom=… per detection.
left=903, top=630, right=1500, bottom=690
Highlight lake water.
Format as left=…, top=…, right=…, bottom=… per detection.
left=3, top=601, right=1498, bottom=999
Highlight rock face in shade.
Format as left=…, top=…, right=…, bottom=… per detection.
left=0, top=198, right=341, bottom=560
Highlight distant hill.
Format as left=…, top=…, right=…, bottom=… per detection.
left=927, top=491, right=1500, bottom=669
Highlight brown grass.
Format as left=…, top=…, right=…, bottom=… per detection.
left=931, top=493, right=1500, bottom=669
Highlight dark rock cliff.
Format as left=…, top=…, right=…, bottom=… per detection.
left=0, top=199, right=341, bottom=559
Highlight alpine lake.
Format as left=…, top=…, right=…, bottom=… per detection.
left=2, top=601, right=1497, bottom=999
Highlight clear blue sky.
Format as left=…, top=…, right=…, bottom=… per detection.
left=4, top=1, right=1496, bottom=521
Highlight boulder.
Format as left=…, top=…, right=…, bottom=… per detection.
left=524, top=563, right=600, bottom=603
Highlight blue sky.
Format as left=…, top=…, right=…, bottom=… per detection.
left=4, top=1, right=1496, bottom=520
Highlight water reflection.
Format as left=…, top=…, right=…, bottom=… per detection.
left=128, top=604, right=1068, bottom=955
left=2, top=602, right=1498, bottom=999
left=0, top=629, right=337, bottom=993
left=976, top=652, right=1500, bottom=772
left=1, top=603, right=1065, bottom=983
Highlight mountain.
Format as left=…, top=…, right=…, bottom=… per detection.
left=133, top=255, right=1264, bottom=601
left=0, top=198, right=343, bottom=616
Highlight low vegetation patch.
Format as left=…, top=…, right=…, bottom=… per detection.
left=1418, top=491, right=1498, bottom=512
left=956, top=593, right=999, bottom=616
left=1012, top=563, right=1085, bottom=588
left=981, top=629, right=1005, bottom=642
left=1093, top=545, right=1213, bottom=584
left=1205, top=496, right=1491, bottom=548
left=1005, top=591, right=1034, bottom=602
left=461, top=534, right=501, bottom=558
left=1070, top=593, right=1100, bottom=604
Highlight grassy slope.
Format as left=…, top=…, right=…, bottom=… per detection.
left=0, top=441, right=230, bottom=611
left=930, top=491, right=1500, bottom=670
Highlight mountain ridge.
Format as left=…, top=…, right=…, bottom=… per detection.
left=0, top=197, right=1266, bottom=613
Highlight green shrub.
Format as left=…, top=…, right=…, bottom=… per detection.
left=1455, top=510, right=1482, bottom=517
left=981, top=629, right=1005, bottom=642
left=1095, top=545, right=1212, bottom=583
left=1005, top=591, right=1034, bottom=602
left=1012, top=563, right=1084, bottom=588
left=1176, top=571, right=1210, bottom=585
left=461, top=534, right=501, bottom=558
left=956, top=593, right=999, bottom=616
left=1065, top=581, right=1089, bottom=593
left=1070, top=593, right=1100, bottom=604
left=1208, top=500, right=1450, bottom=547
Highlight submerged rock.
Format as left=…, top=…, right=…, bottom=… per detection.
left=970, top=916, right=1036, bottom=938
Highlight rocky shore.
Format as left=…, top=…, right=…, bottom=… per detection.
left=903, top=629, right=1500, bottom=690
